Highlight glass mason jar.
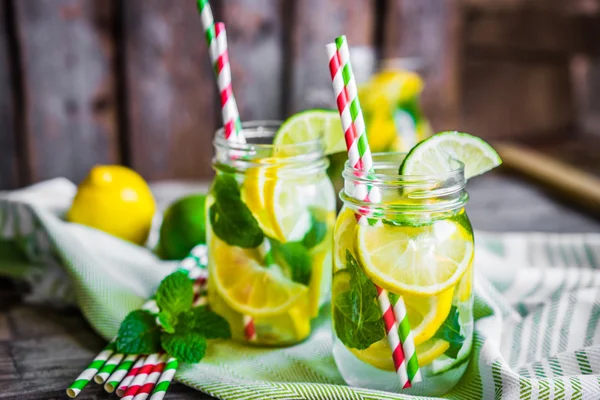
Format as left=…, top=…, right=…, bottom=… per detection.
left=206, top=121, right=336, bottom=346
left=331, top=153, right=474, bottom=396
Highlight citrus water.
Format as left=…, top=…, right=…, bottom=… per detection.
left=332, top=152, right=474, bottom=396
left=206, top=121, right=336, bottom=345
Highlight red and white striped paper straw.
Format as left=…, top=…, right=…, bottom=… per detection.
left=213, top=22, right=244, bottom=142
left=131, top=354, right=169, bottom=400
left=197, top=1, right=244, bottom=142
left=327, top=36, right=415, bottom=389
left=119, top=353, right=162, bottom=399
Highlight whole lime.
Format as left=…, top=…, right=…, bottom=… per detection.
left=158, top=194, right=207, bottom=260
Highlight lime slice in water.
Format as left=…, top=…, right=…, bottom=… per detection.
left=274, top=109, right=346, bottom=155
left=399, top=131, right=502, bottom=179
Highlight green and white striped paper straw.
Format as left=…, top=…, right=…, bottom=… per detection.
left=149, top=358, right=178, bottom=400
left=66, top=343, right=113, bottom=398
left=390, top=292, right=422, bottom=383
left=104, top=354, right=139, bottom=393
left=94, top=352, right=124, bottom=383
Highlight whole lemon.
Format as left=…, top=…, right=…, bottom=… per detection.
left=158, top=194, right=207, bottom=260
left=67, top=165, right=156, bottom=245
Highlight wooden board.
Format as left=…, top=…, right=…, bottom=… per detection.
left=383, top=0, right=462, bottom=131
left=461, top=59, right=574, bottom=140
left=14, top=0, right=120, bottom=185
left=0, top=3, right=18, bottom=190
left=463, top=6, right=576, bottom=55
left=218, top=0, right=286, bottom=120
left=124, top=0, right=217, bottom=181
left=288, top=0, right=376, bottom=113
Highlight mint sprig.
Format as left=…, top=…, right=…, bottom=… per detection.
left=333, top=250, right=385, bottom=350
left=434, top=305, right=465, bottom=359
left=156, top=271, right=193, bottom=331
left=116, top=271, right=231, bottom=364
left=209, top=174, right=264, bottom=248
left=117, top=310, right=162, bottom=354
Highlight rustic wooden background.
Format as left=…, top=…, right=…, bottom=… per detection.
left=0, top=0, right=598, bottom=190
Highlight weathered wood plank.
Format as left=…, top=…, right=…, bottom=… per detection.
left=218, top=0, right=286, bottom=120
left=460, top=59, right=574, bottom=140
left=383, top=0, right=462, bottom=131
left=14, top=0, right=120, bottom=184
left=463, top=6, right=576, bottom=55
left=0, top=3, right=18, bottom=189
left=288, top=0, right=376, bottom=113
left=125, top=0, right=217, bottom=181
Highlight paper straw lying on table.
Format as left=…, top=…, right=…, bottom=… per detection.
left=327, top=35, right=420, bottom=388
left=131, top=354, right=169, bottom=400
left=149, top=358, right=178, bottom=400
left=66, top=342, right=114, bottom=398
left=119, top=353, right=162, bottom=398
left=116, top=356, right=148, bottom=397
left=94, top=351, right=124, bottom=383
left=104, top=354, right=139, bottom=393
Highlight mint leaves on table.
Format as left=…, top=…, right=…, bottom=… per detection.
left=434, top=305, right=465, bottom=359
left=117, top=310, right=162, bottom=354
left=116, top=271, right=231, bottom=364
left=156, top=271, right=194, bottom=332
left=209, top=174, right=264, bottom=248
left=333, top=250, right=385, bottom=350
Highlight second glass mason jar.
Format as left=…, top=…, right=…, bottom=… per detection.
left=206, top=121, right=336, bottom=346
left=332, top=153, right=474, bottom=396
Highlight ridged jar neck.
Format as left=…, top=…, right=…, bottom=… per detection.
left=212, top=120, right=329, bottom=175
left=340, top=152, right=469, bottom=216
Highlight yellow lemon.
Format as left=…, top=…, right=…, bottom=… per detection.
left=355, top=219, right=473, bottom=296
left=404, top=287, right=454, bottom=345
left=210, top=236, right=308, bottom=317
left=332, top=208, right=357, bottom=273
left=67, top=165, right=155, bottom=245
left=457, top=265, right=473, bottom=302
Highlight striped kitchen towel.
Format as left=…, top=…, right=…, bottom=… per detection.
left=2, top=178, right=600, bottom=399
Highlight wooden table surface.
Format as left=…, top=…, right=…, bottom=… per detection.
left=1, top=172, right=599, bottom=400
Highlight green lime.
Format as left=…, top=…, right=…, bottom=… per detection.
left=158, top=194, right=207, bottom=260
left=399, top=131, right=502, bottom=179
left=274, top=109, right=346, bottom=155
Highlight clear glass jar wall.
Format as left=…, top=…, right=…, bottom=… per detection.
left=332, top=153, right=474, bottom=396
left=206, top=121, right=336, bottom=346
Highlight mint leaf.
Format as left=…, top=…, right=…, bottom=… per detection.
left=434, top=305, right=465, bottom=359
left=176, top=306, right=231, bottom=339
left=209, top=174, right=264, bottom=248
left=271, top=241, right=312, bottom=285
left=302, top=208, right=328, bottom=249
left=156, top=271, right=193, bottom=328
left=161, top=331, right=207, bottom=364
left=158, top=311, right=175, bottom=334
left=117, top=310, right=162, bottom=354
left=333, top=251, right=385, bottom=350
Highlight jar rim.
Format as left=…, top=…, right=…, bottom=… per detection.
left=213, top=120, right=325, bottom=157
left=342, top=152, right=465, bottom=182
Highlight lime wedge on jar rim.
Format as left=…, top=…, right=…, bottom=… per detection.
left=399, top=131, right=502, bottom=179
left=273, top=109, right=346, bottom=155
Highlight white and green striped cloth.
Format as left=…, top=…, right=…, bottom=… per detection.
left=2, top=179, right=600, bottom=400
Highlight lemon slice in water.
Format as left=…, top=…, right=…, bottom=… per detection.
left=211, top=237, right=308, bottom=317
left=355, top=220, right=473, bottom=296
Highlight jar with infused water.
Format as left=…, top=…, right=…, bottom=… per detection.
left=206, top=121, right=336, bottom=345
left=332, top=152, right=474, bottom=396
